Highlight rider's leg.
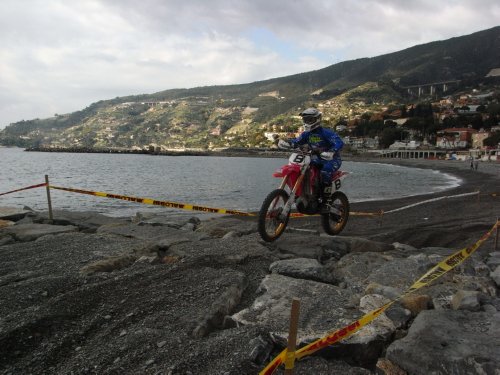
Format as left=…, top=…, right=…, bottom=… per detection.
left=320, top=158, right=341, bottom=211
left=319, top=162, right=334, bottom=203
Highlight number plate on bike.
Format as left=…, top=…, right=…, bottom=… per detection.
left=289, top=153, right=310, bottom=165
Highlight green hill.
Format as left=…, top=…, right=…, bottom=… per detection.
left=2, top=26, right=499, bottom=149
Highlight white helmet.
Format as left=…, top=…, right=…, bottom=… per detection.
left=300, top=108, right=322, bottom=131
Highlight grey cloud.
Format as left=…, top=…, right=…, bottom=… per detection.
left=0, top=0, right=499, bottom=127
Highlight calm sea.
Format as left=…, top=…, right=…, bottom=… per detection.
left=0, top=147, right=461, bottom=218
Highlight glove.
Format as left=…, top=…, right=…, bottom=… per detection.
left=277, top=139, right=292, bottom=149
left=320, top=152, right=334, bottom=160
left=309, top=145, right=318, bottom=154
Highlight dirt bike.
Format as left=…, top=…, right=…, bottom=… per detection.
left=257, top=144, right=349, bottom=242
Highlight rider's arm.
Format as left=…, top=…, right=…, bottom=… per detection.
left=324, top=129, right=344, bottom=153
left=288, top=131, right=308, bottom=148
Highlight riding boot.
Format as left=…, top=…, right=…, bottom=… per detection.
left=319, top=184, right=330, bottom=213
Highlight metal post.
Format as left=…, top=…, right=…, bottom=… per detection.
left=284, top=298, right=301, bottom=375
left=45, top=175, right=53, bottom=221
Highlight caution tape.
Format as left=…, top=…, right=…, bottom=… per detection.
left=48, top=185, right=384, bottom=218
left=0, top=183, right=47, bottom=197
left=259, top=220, right=499, bottom=375
left=49, top=185, right=254, bottom=216
left=350, top=210, right=384, bottom=217
left=290, top=210, right=382, bottom=218
left=479, top=192, right=500, bottom=197
left=384, top=191, right=479, bottom=214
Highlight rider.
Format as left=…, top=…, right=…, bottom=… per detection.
left=284, top=107, right=344, bottom=208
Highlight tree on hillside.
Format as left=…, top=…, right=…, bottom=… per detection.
left=379, top=127, right=408, bottom=148
left=483, top=132, right=500, bottom=148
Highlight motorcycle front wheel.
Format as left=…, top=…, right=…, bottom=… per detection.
left=258, top=189, right=290, bottom=242
left=321, top=191, right=349, bottom=236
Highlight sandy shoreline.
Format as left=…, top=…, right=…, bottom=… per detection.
left=309, top=157, right=500, bottom=248
left=226, top=156, right=500, bottom=249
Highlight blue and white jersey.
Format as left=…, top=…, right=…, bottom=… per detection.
left=290, top=127, right=344, bottom=154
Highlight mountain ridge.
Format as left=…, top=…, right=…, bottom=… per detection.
left=1, top=26, right=499, bottom=149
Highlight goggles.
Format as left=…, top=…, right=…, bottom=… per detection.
left=302, top=115, right=318, bottom=125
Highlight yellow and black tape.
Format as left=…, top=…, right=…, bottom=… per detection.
left=49, top=185, right=384, bottom=218
left=0, top=182, right=47, bottom=197
left=480, top=192, right=500, bottom=197
left=49, top=185, right=254, bottom=217
left=259, top=220, right=499, bottom=375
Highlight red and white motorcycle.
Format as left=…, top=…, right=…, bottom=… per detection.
left=258, top=143, right=349, bottom=242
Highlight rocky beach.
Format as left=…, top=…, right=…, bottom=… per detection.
left=1, top=158, right=500, bottom=375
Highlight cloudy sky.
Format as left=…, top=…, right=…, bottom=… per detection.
left=1, top=0, right=499, bottom=129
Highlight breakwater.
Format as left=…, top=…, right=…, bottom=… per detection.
left=24, top=146, right=289, bottom=158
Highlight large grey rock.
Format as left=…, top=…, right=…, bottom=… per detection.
left=336, top=236, right=395, bottom=253
left=327, top=252, right=389, bottom=290
left=0, top=223, right=78, bottom=242
left=451, top=290, right=481, bottom=311
left=0, top=206, right=32, bottom=221
left=132, top=211, right=201, bottom=229
left=97, top=222, right=209, bottom=241
left=274, top=234, right=394, bottom=262
left=386, top=310, right=500, bottom=375
left=195, top=217, right=257, bottom=237
left=231, top=273, right=398, bottom=351
left=232, top=273, right=358, bottom=343
left=273, top=234, right=327, bottom=259
left=352, top=294, right=396, bottom=344
left=38, top=210, right=130, bottom=231
left=366, top=254, right=435, bottom=289
left=274, top=357, right=371, bottom=374
left=491, top=265, right=500, bottom=287
left=269, top=258, right=337, bottom=284
left=486, top=251, right=500, bottom=270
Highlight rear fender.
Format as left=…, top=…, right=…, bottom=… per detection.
left=328, top=170, right=349, bottom=193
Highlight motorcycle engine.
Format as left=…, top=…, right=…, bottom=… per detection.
left=296, top=171, right=320, bottom=214
left=296, top=196, right=319, bottom=215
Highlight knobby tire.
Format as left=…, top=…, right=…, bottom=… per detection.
left=258, top=189, right=290, bottom=242
left=321, top=191, right=349, bottom=235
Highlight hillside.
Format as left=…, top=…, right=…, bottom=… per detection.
left=1, top=26, right=499, bottom=149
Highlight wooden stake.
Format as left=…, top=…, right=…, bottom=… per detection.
left=495, top=218, right=499, bottom=252
left=45, top=175, right=53, bottom=221
left=284, top=298, right=301, bottom=375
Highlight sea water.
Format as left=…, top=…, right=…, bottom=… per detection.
left=0, top=147, right=461, bottom=218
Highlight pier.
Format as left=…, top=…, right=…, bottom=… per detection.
left=378, top=149, right=448, bottom=159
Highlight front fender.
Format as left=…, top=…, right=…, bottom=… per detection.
left=273, top=164, right=301, bottom=178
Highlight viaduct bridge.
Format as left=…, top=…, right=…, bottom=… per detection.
left=401, top=80, right=461, bottom=97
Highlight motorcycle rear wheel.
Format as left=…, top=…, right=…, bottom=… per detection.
left=321, top=191, right=349, bottom=235
left=258, top=189, right=290, bottom=242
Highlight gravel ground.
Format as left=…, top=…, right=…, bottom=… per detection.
left=0, top=157, right=499, bottom=375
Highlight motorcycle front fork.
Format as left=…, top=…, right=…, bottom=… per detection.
left=278, top=174, right=305, bottom=218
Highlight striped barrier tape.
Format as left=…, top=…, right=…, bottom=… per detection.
left=0, top=183, right=47, bottom=197
left=49, top=184, right=383, bottom=218
left=383, top=191, right=479, bottom=214
left=480, top=192, right=500, bottom=197
left=49, top=185, right=254, bottom=217
left=259, top=220, right=499, bottom=375
left=290, top=210, right=383, bottom=218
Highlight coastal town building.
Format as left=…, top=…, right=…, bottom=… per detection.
left=436, top=128, right=477, bottom=149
